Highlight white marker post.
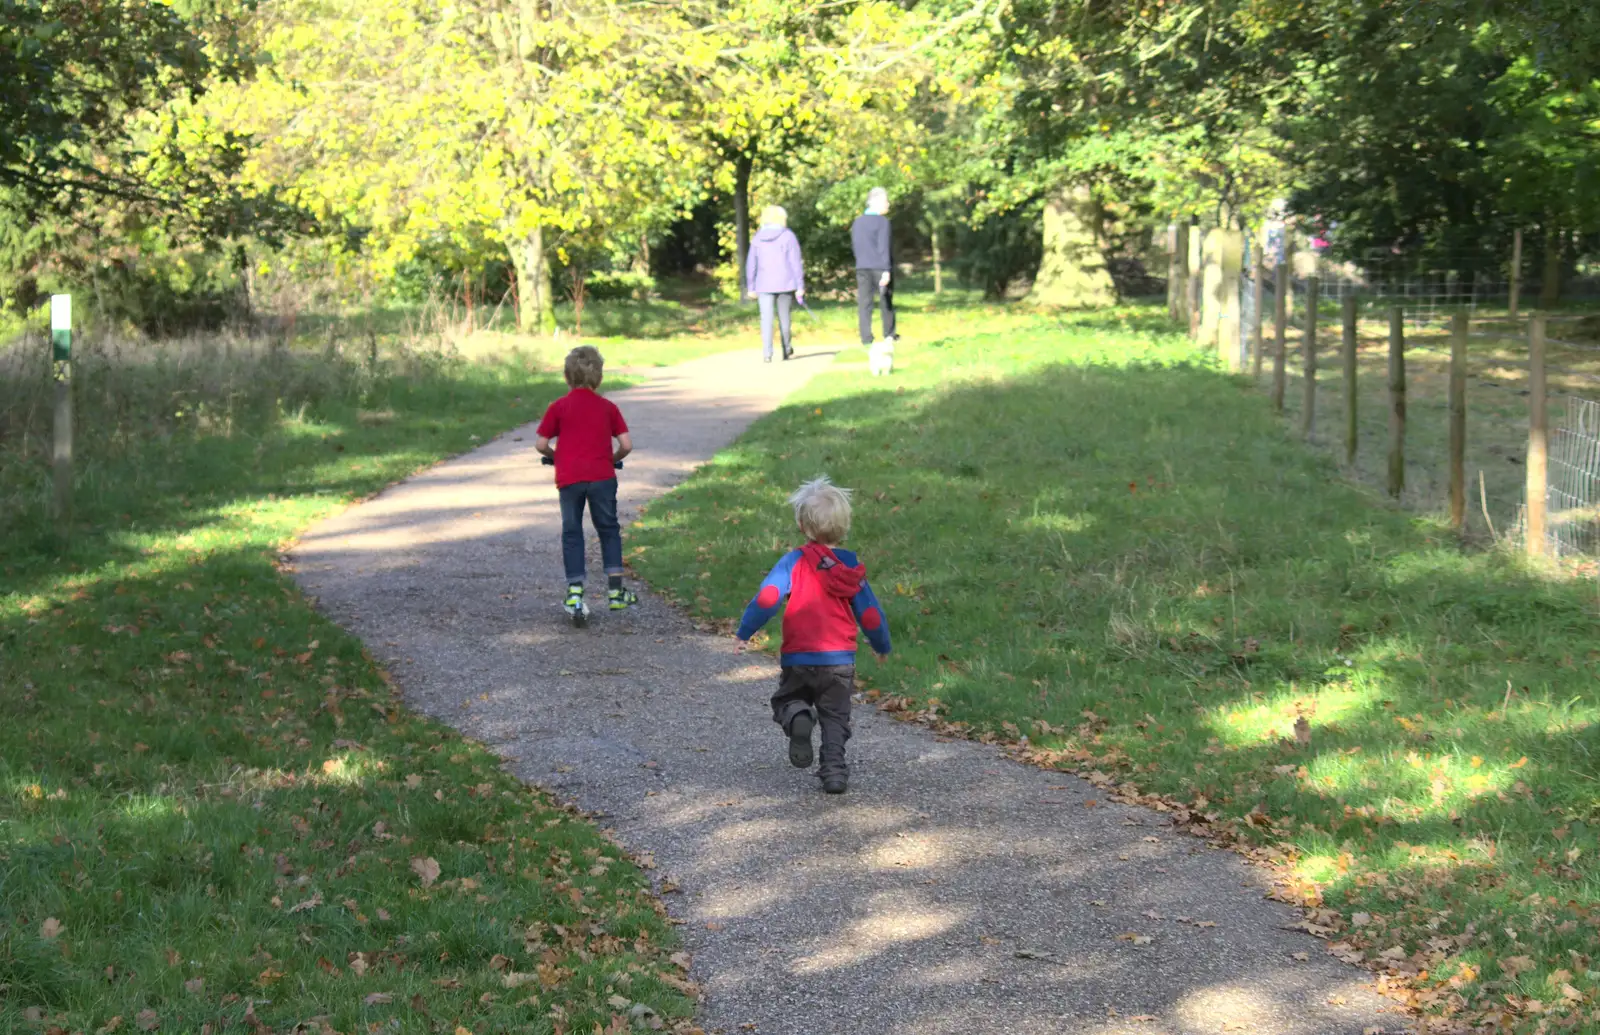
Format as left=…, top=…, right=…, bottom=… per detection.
left=51, top=294, right=72, bottom=539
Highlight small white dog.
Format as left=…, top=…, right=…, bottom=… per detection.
left=868, top=336, right=896, bottom=376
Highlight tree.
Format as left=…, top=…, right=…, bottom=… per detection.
left=1, top=0, right=303, bottom=318
left=229, top=0, right=706, bottom=332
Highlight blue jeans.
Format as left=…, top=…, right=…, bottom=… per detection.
left=558, top=478, right=623, bottom=584
left=758, top=292, right=793, bottom=360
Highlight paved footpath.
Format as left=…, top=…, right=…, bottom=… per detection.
left=291, top=348, right=1400, bottom=1034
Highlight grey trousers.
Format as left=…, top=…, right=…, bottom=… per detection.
left=772, top=665, right=853, bottom=777
left=757, top=292, right=793, bottom=360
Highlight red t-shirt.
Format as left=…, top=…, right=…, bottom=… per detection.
left=535, top=388, right=628, bottom=487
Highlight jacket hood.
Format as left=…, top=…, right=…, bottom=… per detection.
left=755, top=226, right=789, bottom=242
left=802, top=542, right=866, bottom=599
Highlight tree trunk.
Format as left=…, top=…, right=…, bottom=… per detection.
left=1029, top=185, right=1117, bottom=308
left=931, top=224, right=943, bottom=295
left=734, top=151, right=753, bottom=302
left=1540, top=224, right=1564, bottom=307
left=509, top=227, right=555, bottom=335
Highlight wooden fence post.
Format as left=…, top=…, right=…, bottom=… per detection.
left=1509, top=228, right=1523, bottom=319
left=1449, top=312, right=1468, bottom=534
left=1188, top=221, right=1203, bottom=338
left=50, top=294, right=73, bottom=540
left=1272, top=262, right=1288, bottom=413
left=1388, top=307, right=1406, bottom=499
left=1251, top=250, right=1266, bottom=378
left=1343, top=293, right=1358, bottom=465
left=1526, top=314, right=1548, bottom=556
left=1302, top=276, right=1320, bottom=438
left=1168, top=221, right=1187, bottom=323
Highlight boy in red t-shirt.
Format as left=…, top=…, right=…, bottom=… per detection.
left=534, top=346, right=638, bottom=626
left=734, top=476, right=891, bottom=794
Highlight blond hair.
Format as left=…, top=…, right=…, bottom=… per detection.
left=759, top=205, right=788, bottom=228
left=789, top=475, right=852, bottom=545
left=564, top=345, right=604, bottom=389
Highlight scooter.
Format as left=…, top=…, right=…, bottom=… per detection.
left=541, top=455, right=623, bottom=626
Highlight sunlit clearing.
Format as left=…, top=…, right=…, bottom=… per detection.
left=1209, top=678, right=1376, bottom=745
left=1021, top=511, right=1094, bottom=534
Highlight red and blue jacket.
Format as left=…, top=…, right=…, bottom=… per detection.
left=737, top=542, right=892, bottom=666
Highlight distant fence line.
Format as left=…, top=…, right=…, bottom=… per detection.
left=1165, top=225, right=1600, bottom=560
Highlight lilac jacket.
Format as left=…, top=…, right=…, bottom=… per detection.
left=746, top=226, right=805, bottom=295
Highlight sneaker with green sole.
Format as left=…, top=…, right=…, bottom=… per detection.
left=564, top=584, right=588, bottom=628
left=607, top=587, right=639, bottom=611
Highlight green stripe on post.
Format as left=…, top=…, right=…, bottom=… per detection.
left=51, top=294, right=72, bottom=362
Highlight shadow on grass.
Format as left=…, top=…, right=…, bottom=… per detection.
left=628, top=344, right=1600, bottom=1012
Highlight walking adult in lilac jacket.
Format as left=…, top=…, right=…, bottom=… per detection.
left=746, top=205, right=806, bottom=362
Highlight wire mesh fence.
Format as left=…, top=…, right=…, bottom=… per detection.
left=1232, top=271, right=1600, bottom=559
left=1548, top=394, right=1600, bottom=557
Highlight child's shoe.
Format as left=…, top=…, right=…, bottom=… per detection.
left=563, top=584, right=588, bottom=628
left=821, top=772, right=848, bottom=795
left=607, top=586, right=639, bottom=611
left=787, top=713, right=815, bottom=769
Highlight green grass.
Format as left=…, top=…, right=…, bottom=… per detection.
left=1, top=340, right=697, bottom=1034
left=626, top=302, right=1600, bottom=1032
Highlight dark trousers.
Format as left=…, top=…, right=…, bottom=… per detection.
left=757, top=292, right=793, bottom=360
left=772, top=665, right=854, bottom=777
left=557, top=478, right=623, bottom=584
left=855, top=269, right=896, bottom=345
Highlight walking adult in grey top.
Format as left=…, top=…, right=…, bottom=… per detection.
left=746, top=205, right=805, bottom=363
left=851, top=187, right=897, bottom=346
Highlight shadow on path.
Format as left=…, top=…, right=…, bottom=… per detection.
left=290, top=349, right=1397, bottom=1035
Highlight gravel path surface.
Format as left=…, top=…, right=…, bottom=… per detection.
left=291, top=347, right=1399, bottom=1034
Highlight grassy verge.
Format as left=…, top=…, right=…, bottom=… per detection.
left=627, top=302, right=1600, bottom=1032
left=1, top=340, right=697, bottom=1035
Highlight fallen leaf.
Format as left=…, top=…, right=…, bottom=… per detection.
left=136, top=1009, right=160, bottom=1031
left=287, top=892, right=323, bottom=914
left=1116, top=933, right=1154, bottom=946
left=1292, top=952, right=1310, bottom=962
left=1509, top=756, right=1528, bottom=769
left=669, top=952, right=692, bottom=970
left=1350, top=912, right=1372, bottom=928
left=410, top=857, right=441, bottom=887
left=96, top=1017, right=123, bottom=1035
left=40, top=917, right=63, bottom=939
left=1502, top=955, right=1535, bottom=976
left=184, top=978, right=205, bottom=994
left=363, top=992, right=394, bottom=1006
left=1294, top=716, right=1311, bottom=747
left=406, top=774, right=422, bottom=789
left=502, top=972, right=537, bottom=989
left=704, top=922, right=724, bottom=932
left=1129, top=1016, right=1157, bottom=1023
left=607, top=994, right=631, bottom=1010
left=489, top=954, right=512, bottom=971
left=348, top=954, right=369, bottom=976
